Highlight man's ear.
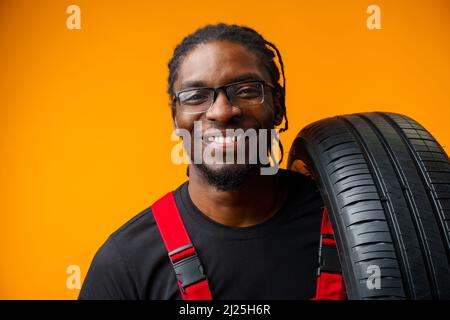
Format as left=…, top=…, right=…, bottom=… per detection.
left=273, top=92, right=283, bottom=126
left=171, top=108, right=178, bottom=129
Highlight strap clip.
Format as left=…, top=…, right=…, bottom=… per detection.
left=169, top=245, right=207, bottom=293
left=319, top=244, right=342, bottom=274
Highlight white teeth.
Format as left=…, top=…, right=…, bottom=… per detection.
left=213, top=136, right=229, bottom=143
left=206, top=133, right=244, bottom=144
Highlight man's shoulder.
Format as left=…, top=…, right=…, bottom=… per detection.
left=108, top=198, right=166, bottom=254
left=106, top=182, right=188, bottom=255
left=278, top=168, right=319, bottom=194
left=279, top=169, right=324, bottom=212
left=90, top=204, right=158, bottom=274
left=110, top=205, right=154, bottom=241
left=79, top=194, right=175, bottom=299
left=109, top=185, right=186, bottom=242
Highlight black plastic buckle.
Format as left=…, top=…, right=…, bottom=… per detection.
left=319, top=245, right=342, bottom=274
left=169, top=244, right=207, bottom=293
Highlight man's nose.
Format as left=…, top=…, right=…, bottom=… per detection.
left=205, top=90, right=242, bottom=123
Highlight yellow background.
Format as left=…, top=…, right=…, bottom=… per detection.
left=1, top=0, right=449, bottom=299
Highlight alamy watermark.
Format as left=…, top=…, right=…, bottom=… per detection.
left=367, top=4, right=382, bottom=30
left=366, top=264, right=381, bottom=290
left=66, top=264, right=81, bottom=290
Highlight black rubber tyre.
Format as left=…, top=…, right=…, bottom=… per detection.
left=288, top=112, right=450, bottom=299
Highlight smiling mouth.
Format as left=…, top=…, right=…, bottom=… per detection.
left=202, top=133, right=247, bottom=152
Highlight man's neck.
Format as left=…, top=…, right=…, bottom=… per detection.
left=187, top=165, right=288, bottom=228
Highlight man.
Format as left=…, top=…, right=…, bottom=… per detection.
left=79, top=23, right=329, bottom=300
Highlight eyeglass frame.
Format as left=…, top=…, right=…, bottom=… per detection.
left=172, top=80, right=277, bottom=114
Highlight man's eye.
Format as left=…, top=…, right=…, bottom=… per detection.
left=180, top=91, right=210, bottom=105
left=188, top=94, right=206, bottom=101
left=235, top=86, right=261, bottom=98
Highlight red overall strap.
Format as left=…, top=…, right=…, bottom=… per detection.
left=314, top=207, right=347, bottom=300
left=152, top=192, right=213, bottom=300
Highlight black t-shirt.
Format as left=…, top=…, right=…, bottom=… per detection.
left=78, top=169, right=324, bottom=300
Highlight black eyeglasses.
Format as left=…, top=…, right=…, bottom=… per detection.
left=173, top=80, right=276, bottom=114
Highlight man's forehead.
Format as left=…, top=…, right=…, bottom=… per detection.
left=175, top=41, right=270, bottom=90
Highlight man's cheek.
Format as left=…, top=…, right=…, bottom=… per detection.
left=251, top=106, right=275, bottom=129
left=174, top=115, right=192, bottom=131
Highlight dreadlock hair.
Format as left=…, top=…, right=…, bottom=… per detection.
left=167, top=23, right=288, bottom=164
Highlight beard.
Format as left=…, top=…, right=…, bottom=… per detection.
left=194, top=163, right=260, bottom=192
